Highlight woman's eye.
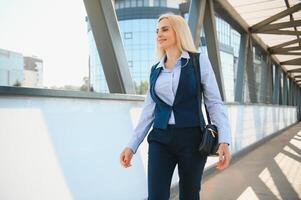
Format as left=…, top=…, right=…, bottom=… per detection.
left=155, top=28, right=168, bottom=33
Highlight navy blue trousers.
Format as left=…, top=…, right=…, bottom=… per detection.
left=147, top=125, right=208, bottom=200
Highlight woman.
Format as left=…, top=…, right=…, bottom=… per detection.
left=120, top=13, right=231, bottom=200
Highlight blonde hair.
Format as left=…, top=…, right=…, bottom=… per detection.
left=155, top=13, right=197, bottom=61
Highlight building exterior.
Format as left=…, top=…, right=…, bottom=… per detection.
left=23, top=56, right=44, bottom=88
left=0, top=48, right=24, bottom=86
left=0, top=48, right=43, bottom=87
left=87, top=0, right=241, bottom=102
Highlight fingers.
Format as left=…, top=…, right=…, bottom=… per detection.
left=216, top=146, right=231, bottom=171
left=119, top=150, right=132, bottom=168
left=219, top=151, right=223, bottom=163
left=224, top=153, right=231, bottom=168
left=217, top=154, right=230, bottom=170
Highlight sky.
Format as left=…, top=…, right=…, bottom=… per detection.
left=0, top=0, right=89, bottom=87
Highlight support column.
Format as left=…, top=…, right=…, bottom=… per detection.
left=288, top=78, right=293, bottom=105
left=203, top=0, right=226, bottom=101
left=282, top=71, right=288, bottom=105
left=293, top=81, right=296, bottom=106
left=293, top=82, right=297, bottom=106
left=298, top=87, right=300, bottom=115
left=272, top=65, right=280, bottom=104
left=83, top=0, right=135, bottom=94
left=188, top=0, right=206, bottom=48
left=265, top=55, right=274, bottom=104
left=245, top=36, right=258, bottom=103
left=277, top=66, right=282, bottom=104
left=235, top=33, right=248, bottom=102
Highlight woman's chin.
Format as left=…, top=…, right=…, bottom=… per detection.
left=158, top=44, right=169, bottom=50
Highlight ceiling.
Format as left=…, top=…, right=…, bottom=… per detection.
left=227, top=0, right=301, bottom=86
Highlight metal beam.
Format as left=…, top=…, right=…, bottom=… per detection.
left=251, top=3, right=301, bottom=31
left=213, top=0, right=249, bottom=33
left=277, top=65, right=282, bottom=104
left=279, top=68, right=283, bottom=105
left=258, top=30, right=301, bottom=35
left=214, top=0, right=289, bottom=75
left=270, top=46, right=301, bottom=54
left=288, top=78, right=293, bottom=105
left=83, top=0, right=135, bottom=94
left=284, top=0, right=301, bottom=46
left=215, top=0, right=301, bottom=86
left=263, top=55, right=274, bottom=104
left=281, top=57, right=301, bottom=65
left=188, top=0, right=206, bottom=48
left=203, top=0, right=226, bottom=101
left=297, top=88, right=301, bottom=121
left=288, top=68, right=301, bottom=73
left=288, top=78, right=291, bottom=105
left=251, top=20, right=301, bottom=33
left=245, top=37, right=258, bottom=103
left=282, top=72, right=288, bottom=105
left=269, top=38, right=301, bottom=50
left=234, top=33, right=248, bottom=102
left=292, top=83, right=295, bottom=105
left=272, top=52, right=301, bottom=56
left=294, top=83, right=298, bottom=106
left=272, top=65, right=280, bottom=104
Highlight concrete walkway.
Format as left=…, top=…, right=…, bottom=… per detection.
left=201, top=122, right=301, bottom=200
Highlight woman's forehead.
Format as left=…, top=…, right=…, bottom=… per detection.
left=157, top=18, right=171, bottom=28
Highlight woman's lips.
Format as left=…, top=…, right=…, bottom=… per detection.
left=158, top=39, right=167, bottom=43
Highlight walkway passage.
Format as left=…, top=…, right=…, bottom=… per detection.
left=201, top=122, right=301, bottom=200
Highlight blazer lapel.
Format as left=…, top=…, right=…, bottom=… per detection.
left=150, top=67, right=165, bottom=104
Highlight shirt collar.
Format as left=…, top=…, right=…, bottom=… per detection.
left=155, top=50, right=190, bottom=69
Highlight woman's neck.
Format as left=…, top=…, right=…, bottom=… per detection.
left=165, top=47, right=181, bottom=64
left=165, top=48, right=181, bottom=69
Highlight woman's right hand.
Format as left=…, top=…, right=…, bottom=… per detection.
left=120, top=147, right=134, bottom=168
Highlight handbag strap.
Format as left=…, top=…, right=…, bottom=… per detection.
left=191, top=52, right=212, bottom=125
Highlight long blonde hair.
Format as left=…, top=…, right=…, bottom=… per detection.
left=155, top=13, right=198, bottom=61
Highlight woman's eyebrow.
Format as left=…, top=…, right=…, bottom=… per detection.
left=156, top=26, right=170, bottom=31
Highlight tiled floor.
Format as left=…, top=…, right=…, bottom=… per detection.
left=200, top=122, right=301, bottom=200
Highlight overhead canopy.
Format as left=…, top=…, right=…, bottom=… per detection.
left=227, top=0, right=301, bottom=85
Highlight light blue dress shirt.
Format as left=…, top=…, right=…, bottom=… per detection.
left=127, top=51, right=232, bottom=154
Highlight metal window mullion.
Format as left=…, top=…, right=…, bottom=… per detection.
left=203, top=0, right=226, bottom=101
left=235, top=33, right=248, bottom=103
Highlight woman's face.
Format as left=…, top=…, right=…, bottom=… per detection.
left=156, top=18, right=177, bottom=50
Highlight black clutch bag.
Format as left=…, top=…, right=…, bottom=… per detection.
left=192, top=52, right=219, bottom=156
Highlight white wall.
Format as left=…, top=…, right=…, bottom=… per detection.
left=0, top=96, right=298, bottom=200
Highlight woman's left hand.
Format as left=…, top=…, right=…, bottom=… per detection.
left=216, top=143, right=231, bottom=171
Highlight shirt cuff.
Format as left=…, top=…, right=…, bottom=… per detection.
left=126, top=140, right=139, bottom=154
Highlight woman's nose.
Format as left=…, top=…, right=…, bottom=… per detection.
left=157, top=34, right=164, bottom=41
left=157, top=30, right=163, bottom=37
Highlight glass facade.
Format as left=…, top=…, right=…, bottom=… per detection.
left=215, top=16, right=240, bottom=102
left=114, top=0, right=181, bottom=9
left=87, top=0, right=241, bottom=101
left=242, top=44, right=273, bottom=104
left=87, top=17, right=158, bottom=93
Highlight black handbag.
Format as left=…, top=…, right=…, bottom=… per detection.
left=191, top=52, right=219, bottom=156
